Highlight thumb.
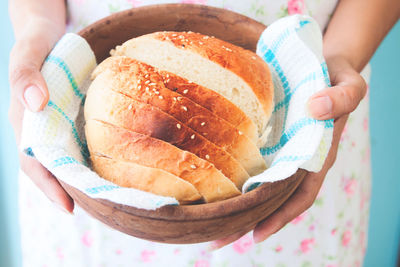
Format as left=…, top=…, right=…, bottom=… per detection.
left=307, top=72, right=367, bottom=120
left=9, top=37, right=51, bottom=112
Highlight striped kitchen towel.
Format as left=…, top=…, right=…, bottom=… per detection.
left=20, top=15, right=333, bottom=209
left=243, top=15, right=333, bottom=192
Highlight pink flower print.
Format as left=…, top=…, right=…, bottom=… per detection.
left=126, top=0, right=141, bottom=7
left=309, top=224, right=315, bottom=231
left=174, top=248, right=180, bottom=254
left=363, top=117, right=369, bottom=131
left=275, top=245, right=283, bottom=252
left=194, top=259, right=210, bottom=267
left=115, top=249, right=122, bottom=255
left=232, top=234, right=253, bottom=254
left=326, top=265, right=337, bottom=267
left=81, top=231, right=93, bottom=247
left=141, top=250, right=156, bottom=262
left=362, top=147, right=371, bottom=164
left=331, top=228, right=337, bottom=235
left=180, top=0, right=207, bottom=4
left=344, top=179, right=357, bottom=196
left=299, top=238, right=315, bottom=253
left=287, top=0, right=305, bottom=15
left=291, top=212, right=306, bottom=225
left=342, top=230, right=352, bottom=247
left=56, top=248, right=64, bottom=260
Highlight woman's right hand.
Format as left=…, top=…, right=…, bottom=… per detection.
left=8, top=10, right=74, bottom=213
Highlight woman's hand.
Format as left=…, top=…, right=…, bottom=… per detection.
left=209, top=54, right=367, bottom=250
left=8, top=0, right=73, bottom=213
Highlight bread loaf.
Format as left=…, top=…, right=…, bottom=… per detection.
left=85, top=31, right=274, bottom=204
left=91, top=56, right=266, bottom=176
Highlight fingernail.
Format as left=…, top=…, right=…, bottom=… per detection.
left=24, top=85, right=45, bottom=112
left=253, top=233, right=269, bottom=244
left=53, top=201, right=73, bottom=215
left=307, top=96, right=332, bottom=118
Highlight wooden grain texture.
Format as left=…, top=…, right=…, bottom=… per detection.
left=58, top=4, right=308, bottom=244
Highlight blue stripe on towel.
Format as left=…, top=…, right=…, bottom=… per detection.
left=85, top=185, right=120, bottom=194
left=45, top=55, right=85, bottom=103
left=47, top=100, right=88, bottom=158
left=271, top=154, right=312, bottom=167
left=52, top=156, right=79, bottom=168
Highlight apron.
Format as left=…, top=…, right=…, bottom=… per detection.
left=19, top=1, right=371, bottom=266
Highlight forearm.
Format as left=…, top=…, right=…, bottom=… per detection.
left=323, top=0, right=400, bottom=72
left=9, top=0, right=66, bottom=43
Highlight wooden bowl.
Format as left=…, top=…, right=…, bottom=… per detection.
left=59, top=4, right=307, bottom=244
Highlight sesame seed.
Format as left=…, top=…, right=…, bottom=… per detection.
left=182, top=106, right=188, bottom=111
left=166, top=74, right=170, bottom=78
left=252, top=56, right=257, bottom=60
left=238, top=131, right=243, bottom=135
left=203, top=36, right=209, bottom=39
left=166, top=79, right=170, bottom=83
left=177, top=96, right=183, bottom=101
left=225, top=47, right=232, bottom=52
left=138, top=79, right=141, bottom=83
left=203, top=132, right=207, bottom=136
left=199, top=41, right=203, bottom=45
left=173, top=97, right=177, bottom=101
left=201, top=122, right=206, bottom=126
left=154, top=91, right=160, bottom=95
left=191, top=134, right=195, bottom=139
left=145, top=80, right=150, bottom=84
left=205, top=154, right=210, bottom=160
left=159, top=95, right=163, bottom=99
left=145, top=87, right=149, bottom=91
left=138, top=85, right=142, bottom=90
left=179, top=35, right=184, bottom=39
left=149, top=83, right=156, bottom=86
left=172, top=33, right=177, bottom=37
left=177, top=123, right=181, bottom=129
left=128, top=104, right=132, bottom=110
left=183, top=89, right=188, bottom=94
left=188, top=80, right=192, bottom=84
left=145, top=74, right=149, bottom=78
left=190, top=164, right=196, bottom=169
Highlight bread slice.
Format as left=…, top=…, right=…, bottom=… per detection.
left=112, top=31, right=274, bottom=136
left=159, top=70, right=258, bottom=144
left=92, top=155, right=202, bottom=204
left=84, top=84, right=250, bottom=189
left=91, top=56, right=266, bottom=176
left=93, top=57, right=258, bottom=143
left=86, top=120, right=241, bottom=203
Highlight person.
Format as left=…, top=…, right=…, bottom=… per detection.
left=7, top=0, right=399, bottom=266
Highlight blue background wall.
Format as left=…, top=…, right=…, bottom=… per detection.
left=0, top=1, right=399, bottom=266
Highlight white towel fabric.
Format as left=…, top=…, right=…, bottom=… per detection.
left=20, top=15, right=333, bottom=210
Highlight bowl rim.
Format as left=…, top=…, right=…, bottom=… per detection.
left=72, top=3, right=307, bottom=221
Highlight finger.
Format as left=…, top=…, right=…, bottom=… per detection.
left=9, top=35, right=52, bottom=112
left=20, top=152, right=74, bottom=213
left=253, top=171, right=325, bottom=243
left=307, top=72, right=367, bottom=120
left=208, top=230, right=249, bottom=251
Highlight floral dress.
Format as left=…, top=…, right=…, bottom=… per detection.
left=18, top=1, right=372, bottom=266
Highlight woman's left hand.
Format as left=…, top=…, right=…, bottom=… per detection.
left=209, top=55, right=367, bottom=250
